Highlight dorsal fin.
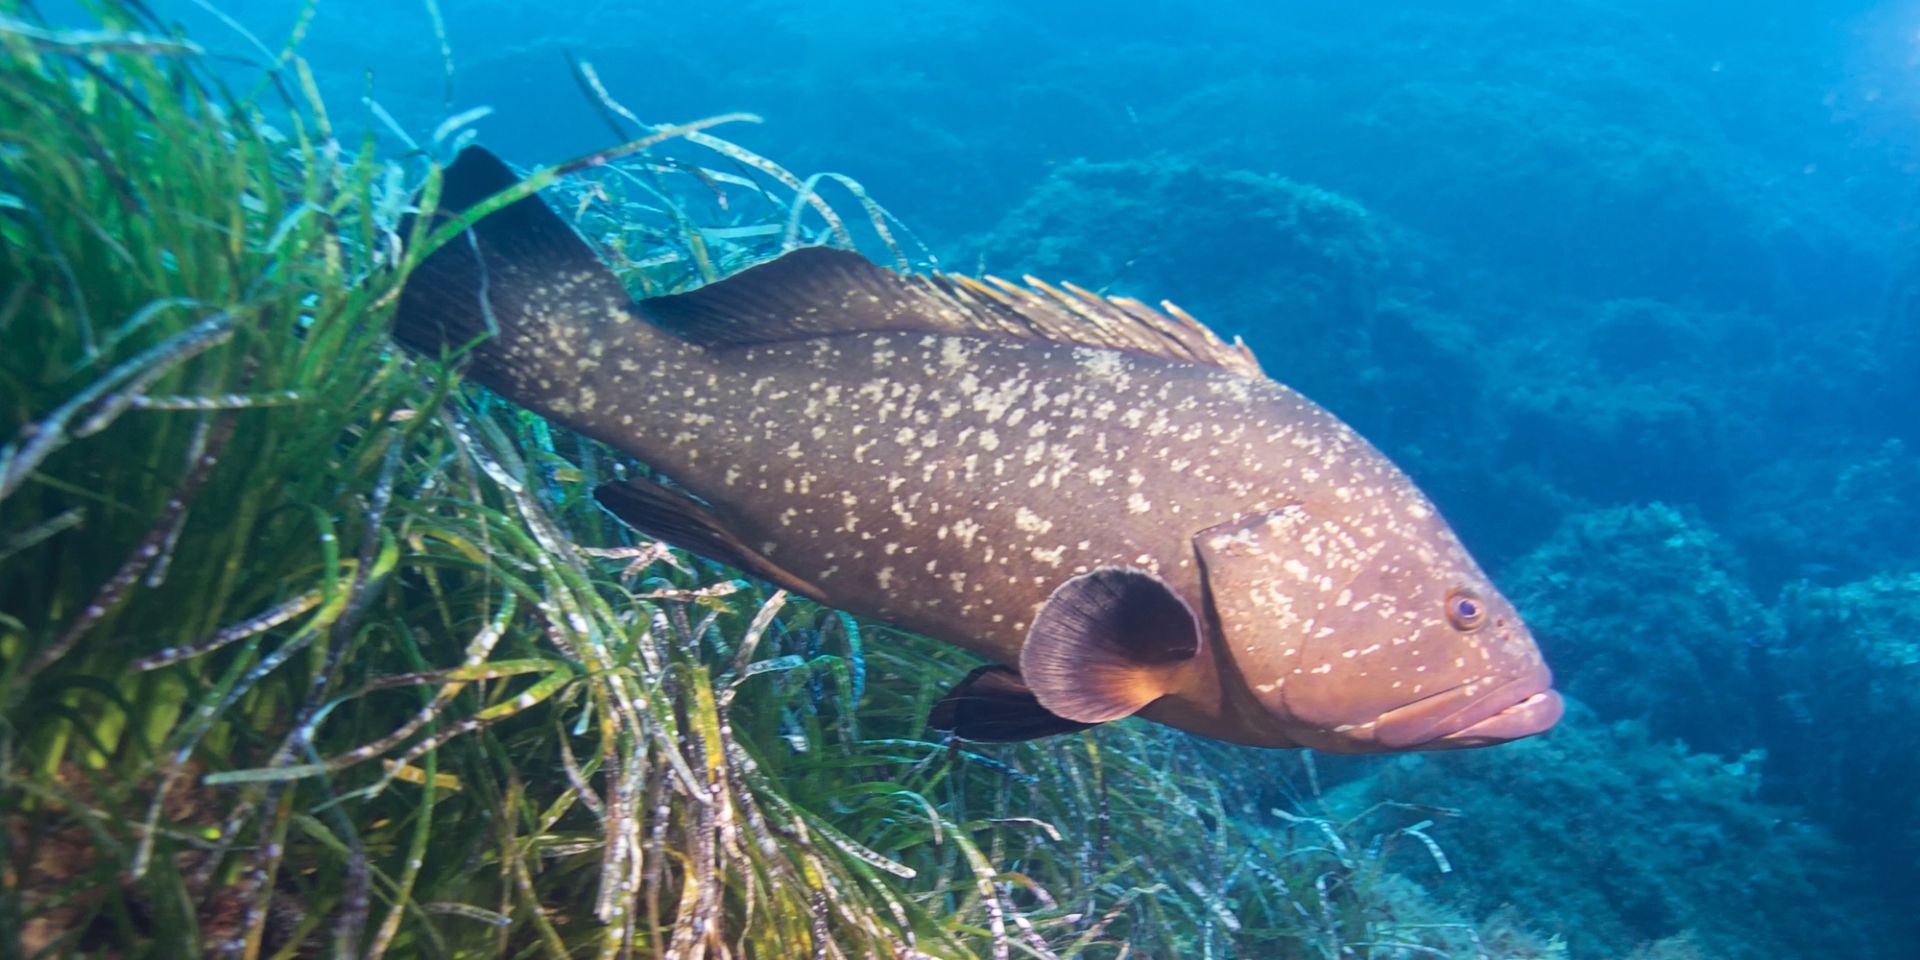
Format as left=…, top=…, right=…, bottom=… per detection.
left=638, top=246, right=1264, bottom=378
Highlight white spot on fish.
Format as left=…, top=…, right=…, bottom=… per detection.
left=940, top=337, right=976, bottom=370
left=952, top=518, right=981, bottom=548
left=1076, top=347, right=1128, bottom=383
left=1014, top=506, right=1053, bottom=534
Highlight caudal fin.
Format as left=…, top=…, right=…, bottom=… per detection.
left=392, top=147, right=632, bottom=390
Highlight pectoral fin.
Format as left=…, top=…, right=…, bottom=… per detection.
left=1019, top=566, right=1202, bottom=723
left=593, top=478, right=824, bottom=599
left=929, top=665, right=1095, bottom=742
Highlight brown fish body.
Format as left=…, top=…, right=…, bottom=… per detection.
left=560, top=330, right=1370, bottom=745
left=397, top=147, right=1562, bottom=751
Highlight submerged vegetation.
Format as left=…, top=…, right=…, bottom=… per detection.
left=0, top=3, right=1565, bottom=957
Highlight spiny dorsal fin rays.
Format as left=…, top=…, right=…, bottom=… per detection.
left=949, top=270, right=1264, bottom=379
left=947, top=272, right=1016, bottom=307
left=640, top=246, right=1265, bottom=379
left=1107, top=294, right=1261, bottom=376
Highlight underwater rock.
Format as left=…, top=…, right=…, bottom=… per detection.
left=1488, top=298, right=1773, bottom=512
left=1474, top=293, right=1902, bottom=574
left=1333, top=702, right=1898, bottom=960
left=1730, top=439, right=1920, bottom=591
left=1498, top=379, right=1732, bottom=509
left=1330, top=77, right=1886, bottom=314
left=979, top=157, right=1388, bottom=304
left=1768, top=572, right=1920, bottom=886
left=1582, top=298, right=1766, bottom=380
left=1504, top=503, right=1769, bottom=756
left=1334, top=873, right=1569, bottom=960
left=1157, top=3, right=1893, bottom=319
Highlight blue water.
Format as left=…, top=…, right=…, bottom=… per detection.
left=163, top=1, right=1920, bottom=955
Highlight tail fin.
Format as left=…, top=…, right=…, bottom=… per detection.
left=393, top=147, right=632, bottom=390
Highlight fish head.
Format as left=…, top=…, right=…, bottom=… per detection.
left=1194, top=499, right=1561, bottom=753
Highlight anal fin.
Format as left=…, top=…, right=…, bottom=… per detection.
left=929, top=665, right=1095, bottom=742
left=594, top=478, right=823, bottom=599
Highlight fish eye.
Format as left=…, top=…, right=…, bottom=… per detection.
left=1445, top=589, right=1487, bottom=631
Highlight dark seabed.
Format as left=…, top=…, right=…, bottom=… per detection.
left=5, top=0, right=1917, bottom=956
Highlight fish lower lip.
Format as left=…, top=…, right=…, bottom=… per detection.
left=1426, top=689, right=1564, bottom=748
left=1372, top=670, right=1559, bottom=749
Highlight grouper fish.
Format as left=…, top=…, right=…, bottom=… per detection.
left=393, top=146, right=1563, bottom=752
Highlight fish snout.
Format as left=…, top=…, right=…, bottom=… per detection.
left=1269, top=616, right=1562, bottom=753
left=1370, top=660, right=1562, bottom=750
left=1424, top=686, right=1564, bottom=748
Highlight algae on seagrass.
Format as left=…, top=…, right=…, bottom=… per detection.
left=0, top=4, right=1560, bottom=957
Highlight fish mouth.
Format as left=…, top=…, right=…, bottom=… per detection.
left=1371, top=668, right=1563, bottom=750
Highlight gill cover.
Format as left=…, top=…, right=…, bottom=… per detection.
left=1194, top=507, right=1322, bottom=734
